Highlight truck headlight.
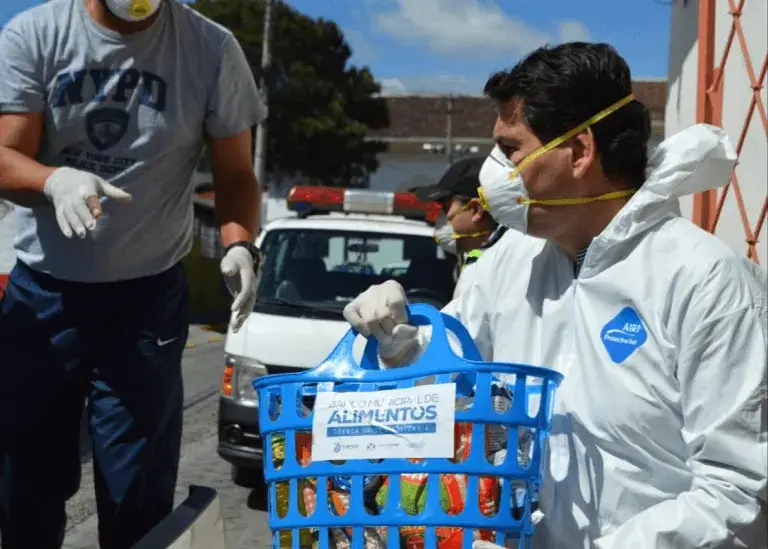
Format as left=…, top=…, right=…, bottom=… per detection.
left=223, top=354, right=267, bottom=407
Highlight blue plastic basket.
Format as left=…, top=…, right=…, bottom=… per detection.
left=253, top=304, right=564, bottom=549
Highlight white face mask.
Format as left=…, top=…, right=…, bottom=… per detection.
left=434, top=225, right=457, bottom=256
left=478, top=144, right=638, bottom=235
left=433, top=208, right=492, bottom=256
left=478, top=145, right=528, bottom=233
left=433, top=212, right=458, bottom=255
left=104, top=0, right=162, bottom=22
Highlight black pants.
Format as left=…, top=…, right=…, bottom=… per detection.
left=0, top=261, right=188, bottom=549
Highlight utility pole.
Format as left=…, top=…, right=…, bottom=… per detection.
left=445, top=95, right=453, bottom=165
left=254, top=0, right=273, bottom=222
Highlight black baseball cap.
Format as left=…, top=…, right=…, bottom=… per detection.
left=411, top=156, right=484, bottom=202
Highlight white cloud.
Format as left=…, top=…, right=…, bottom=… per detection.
left=374, top=0, right=551, bottom=58
left=380, top=73, right=484, bottom=95
left=557, top=20, right=592, bottom=43
left=345, top=29, right=379, bottom=66
left=380, top=78, right=409, bottom=94
left=372, top=0, right=594, bottom=94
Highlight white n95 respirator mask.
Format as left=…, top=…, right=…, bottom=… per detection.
left=478, top=145, right=529, bottom=233
left=433, top=208, right=492, bottom=256
left=478, top=142, right=637, bottom=235
left=433, top=215, right=458, bottom=256
left=104, top=0, right=162, bottom=22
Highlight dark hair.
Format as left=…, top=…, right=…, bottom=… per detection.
left=483, top=42, right=651, bottom=187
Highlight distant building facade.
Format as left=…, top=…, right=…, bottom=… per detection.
left=190, top=79, right=667, bottom=256
left=367, top=79, right=667, bottom=192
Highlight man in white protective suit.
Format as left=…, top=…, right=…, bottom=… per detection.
left=343, top=42, right=767, bottom=549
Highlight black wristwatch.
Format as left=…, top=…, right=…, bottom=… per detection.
left=225, top=240, right=261, bottom=270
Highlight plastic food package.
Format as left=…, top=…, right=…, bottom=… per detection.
left=271, top=383, right=514, bottom=549
left=371, top=423, right=499, bottom=548
left=273, top=432, right=315, bottom=548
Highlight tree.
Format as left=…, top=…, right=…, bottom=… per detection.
left=188, top=0, right=390, bottom=186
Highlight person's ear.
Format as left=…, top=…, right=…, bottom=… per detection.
left=468, top=198, right=485, bottom=224
left=571, top=128, right=597, bottom=180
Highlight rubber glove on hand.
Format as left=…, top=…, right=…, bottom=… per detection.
left=221, top=246, right=257, bottom=333
left=342, top=280, right=419, bottom=362
left=43, top=167, right=132, bottom=238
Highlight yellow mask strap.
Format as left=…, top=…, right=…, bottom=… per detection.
left=519, top=188, right=636, bottom=206
left=478, top=187, right=491, bottom=211
left=446, top=201, right=473, bottom=222
left=452, top=230, right=491, bottom=240
left=441, top=202, right=490, bottom=239
left=510, top=93, right=636, bottom=179
left=434, top=229, right=491, bottom=243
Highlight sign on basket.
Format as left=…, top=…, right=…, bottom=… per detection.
left=311, top=383, right=456, bottom=461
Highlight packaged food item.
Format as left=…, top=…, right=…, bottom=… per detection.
left=397, top=524, right=494, bottom=549
left=324, top=479, right=388, bottom=549
left=270, top=379, right=514, bottom=549
left=371, top=419, right=501, bottom=549
left=314, top=526, right=387, bottom=549
left=273, top=432, right=316, bottom=548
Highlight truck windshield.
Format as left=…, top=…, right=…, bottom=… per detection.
left=255, top=228, right=457, bottom=319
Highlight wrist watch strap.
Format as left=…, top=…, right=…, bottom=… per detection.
left=224, top=240, right=261, bottom=269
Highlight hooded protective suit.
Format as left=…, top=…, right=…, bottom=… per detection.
left=445, top=124, right=768, bottom=548
left=347, top=124, right=767, bottom=548
left=452, top=226, right=508, bottom=299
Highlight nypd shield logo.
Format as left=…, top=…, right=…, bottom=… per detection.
left=85, top=108, right=130, bottom=151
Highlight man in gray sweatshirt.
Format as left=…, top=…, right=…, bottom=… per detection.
left=0, top=0, right=264, bottom=547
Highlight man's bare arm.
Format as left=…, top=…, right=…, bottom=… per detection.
left=207, top=128, right=260, bottom=246
left=0, top=112, right=54, bottom=206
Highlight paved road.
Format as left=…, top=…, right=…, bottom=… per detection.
left=63, top=325, right=272, bottom=549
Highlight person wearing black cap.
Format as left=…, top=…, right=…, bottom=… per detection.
left=412, top=157, right=507, bottom=282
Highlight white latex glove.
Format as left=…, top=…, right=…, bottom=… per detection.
left=220, top=246, right=257, bottom=333
left=43, top=167, right=132, bottom=238
left=471, top=510, right=545, bottom=549
left=342, top=280, right=419, bottom=361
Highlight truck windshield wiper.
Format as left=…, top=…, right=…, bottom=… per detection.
left=256, top=297, right=339, bottom=314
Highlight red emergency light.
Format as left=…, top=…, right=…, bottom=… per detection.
left=287, top=186, right=440, bottom=223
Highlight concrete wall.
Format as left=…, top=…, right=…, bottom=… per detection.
left=665, top=0, right=767, bottom=258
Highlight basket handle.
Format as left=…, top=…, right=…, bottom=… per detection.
left=276, top=303, right=483, bottom=381
left=359, top=302, right=482, bottom=368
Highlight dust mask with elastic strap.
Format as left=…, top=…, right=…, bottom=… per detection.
left=104, top=0, right=162, bottom=22
left=433, top=206, right=491, bottom=256
left=478, top=94, right=638, bottom=234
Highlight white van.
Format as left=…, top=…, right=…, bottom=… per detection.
left=217, top=186, right=457, bottom=485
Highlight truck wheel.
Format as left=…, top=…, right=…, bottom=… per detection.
left=231, top=465, right=263, bottom=488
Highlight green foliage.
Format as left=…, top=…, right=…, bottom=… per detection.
left=189, top=0, right=389, bottom=186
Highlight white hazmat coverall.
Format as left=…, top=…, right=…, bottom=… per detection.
left=344, top=125, right=767, bottom=548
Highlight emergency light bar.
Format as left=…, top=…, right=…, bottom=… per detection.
left=287, top=186, right=441, bottom=223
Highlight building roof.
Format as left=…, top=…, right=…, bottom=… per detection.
left=371, top=79, right=667, bottom=141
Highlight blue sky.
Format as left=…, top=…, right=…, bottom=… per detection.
left=2, top=0, right=672, bottom=95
